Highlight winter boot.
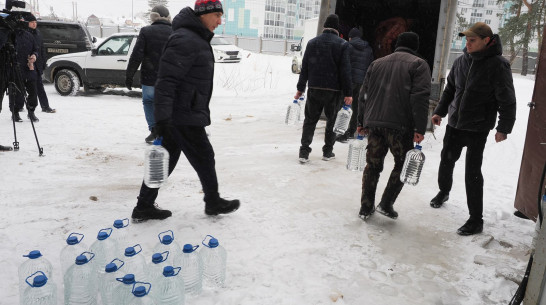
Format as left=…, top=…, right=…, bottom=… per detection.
left=376, top=202, right=398, bottom=219
left=131, top=203, right=172, bottom=222
left=430, top=191, right=449, bottom=208
left=12, top=111, right=23, bottom=122
left=322, top=151, right=335, bottom=161
left=27, top=111, right=39, bottom=122
left=358, top=205, right=375, bottom=221
left=299, top=147, right=311, bottom=164
left=42, top=107, right=56, bottom=113
left=145, top=129, right=156, bottom=144
left=205, top=197, right=240, bottom=216
left=335, top=134, right=348, bottom=143
left=456, top=218, right=483, bottom=236
left=0, top=145, right=13, bottom=151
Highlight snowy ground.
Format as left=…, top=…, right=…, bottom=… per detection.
left=0, top=53, right=537, bottom=305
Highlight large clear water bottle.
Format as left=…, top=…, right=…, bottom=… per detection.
left=174, top=244, right=203, bottom=296
left=285, top=99, right=300, bottom=125
left=144, top=137, right=170, bottom=188
left=146, top=251, right=169, bottom=286
left=123, top=245, right=147, bottom=281
left=22, top=271, right=57, bottom=305
left=400, top=144, right=426, bottom=186
left=153, top=230, right=181, bottom=266
left=19, top=250, right=54, bottom=305
left=99, top=258, right=125, bottom=305
left=333, top=105, right=353, bottom=135
left=151, top=266, right=185, bottom=305
left=112, top=274, right=136, bottom=305
left=297, top=95, right=306, bottom=122
left=199, top=235, right=227, bottom=288
left=126, top=282, right=156, bottom=305
left=89, top=228, right=118, bottom=275
left=64, top=252, right=98, bottom=305
left=346, top=135, right=367, bottom=171
left=60, top=233, right=87, bottom=277
left=111, top=218, right=130, bottom=252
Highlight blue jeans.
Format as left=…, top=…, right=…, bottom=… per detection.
left=142, top=85, right=155, bottom=131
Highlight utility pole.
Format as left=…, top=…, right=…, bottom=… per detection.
left=132, top=0, right=134, bottom=26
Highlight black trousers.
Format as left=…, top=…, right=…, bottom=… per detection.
left=438, top=125, right=489, bottom=221
left=137, top=125, right=219, bottom=207
left=344, top=83, right=361, bottom=138
left=12, top=77, right=38, bottom=112
left=36, top=71, right=51, bottom=110
left=300, top=88, right=342, bottom=155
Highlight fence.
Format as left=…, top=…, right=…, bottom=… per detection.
left=448, top=49, right=538, bottom=75
left=86, top=25, right=138, bottom=38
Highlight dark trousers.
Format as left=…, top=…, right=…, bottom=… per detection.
left=344, top=83, right=361, bottom=138
left=300, top=88, right=342, bottom=155
left=12, top=78, right=38, bottom=112
left=137, top=125, right=219, bottom=207
left=438, top=125, right=489, bottom=221
left=361, top=127, right=414, bottom=210
left=36, top=72, right=50, bottom=110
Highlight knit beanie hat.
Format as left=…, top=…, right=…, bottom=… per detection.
left=195, top=0, right=224, bottom=16
left=349, top=28, right=361, bottom=39
left=150, top=5, right=170, bottom=22
left=395, top=32, right=419, bottom=52
left=323, top=14, right=339, bottom=31
left=25, top=14, right=37, bottom=22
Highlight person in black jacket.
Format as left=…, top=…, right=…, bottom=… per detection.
left=430, top=22, right=516, bottom=236
left=11, top=25, right=39, bottom=123
left=295, top=14, right=352, bottom=163
left=26, top=14, right=56, bottom=114
left=131, top=0, right=240, bottom=222
left=126, top=5, right=173, bottom=144
left=336, top=27, right=373, bottom=143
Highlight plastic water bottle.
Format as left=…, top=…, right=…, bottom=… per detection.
left=19, top=250, right=53, bottom=304
left=89, top=228, right=118, bottom=275
left=285, top=99, right=300, bottom=125
left=144, top=137, right=170, bottom=188
left=126, top=282, right=156, bottom=305
left=346, top=135, right=367, bottom=171
left=64, top=252, right=98, bottom=305
left=99, top=259, right=125, bottom=305
left=333, top=105, right=353, bottom=135
left=151, top=266, right=185, bottom=305
left=60, top=233, right=87, bottom=276
left=111, top=218, right=130, bottom=252
left=123, top=245, right=147, bottom=281
left=22, top=271, right=57, bottom=305
left=112, top=274, right=136, bottom=305
left=146, top=251, right=169, bottom=286
left=400, top=144, right=426, bottom=186
left=174, top=244, right=203, bottom=295
left=199, top=235, right=227, bottom=288
left=153, top=230, right=181, bottom=266
left=297, top=95, right=306, bottom=122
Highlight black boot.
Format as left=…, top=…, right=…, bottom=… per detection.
left=28, top=111, right=39, bottom=122
left=205, top=197, right=240, bottom=216
left=131, top=202, right=172, bottom=222
left=457, top=219, right=483, bottom=236
left=12, top=111, right=23, bottom=122
left=376, top=202, right=398, bottom=219
left=430, top=191, right=449, bottom=208
left=358, top=205, right=375, bottom=221
left=0, top=145, right=13, bottom=151
left=145, top=128, right=156, bottom=144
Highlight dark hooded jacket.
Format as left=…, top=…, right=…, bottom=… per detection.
left=154, top=7, right=215, bottom=126
left=433, top=34, right=516, bottom=134
left=27, top=27, right=47, bottom=72
left=296, top=29, right=352, bottom=97
left=126, top=19, right=172, bottom=86
left=15, top=29, right=38, bottom=80
left=348, top=37, right=373, bottom=85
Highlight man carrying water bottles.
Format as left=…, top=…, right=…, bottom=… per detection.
left=356, top=32, right=431, bottom=220
left=430, top=22, right=516, bottom=236
left=295, top=14, right=352, bottom=163
left=131, top=0, right=240, bottom=222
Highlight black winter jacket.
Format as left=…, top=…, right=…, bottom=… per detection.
left=27, top=28, right=47, bottom=72
left=154, top=7, right=215, bottom=126
left=434, top=35, right=516, bottom=134
left=15, top=29, right=38, bottom=80
left=297, top=29, right=352, bottom=96
left=348, top=38, right=373, bottom=85
left=127, top=20, right=172, bottom=86
left=358, top=47, right=431, bottom=135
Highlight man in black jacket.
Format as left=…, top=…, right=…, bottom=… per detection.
left=11, top=25, right=39, bottom=123
left=336, top=27, right=373, bottom=143
left=430, top=22, right=516, bottom=235
left=357, top=32, right=431, bottom=220
left=131, top=0, right=240, bottom=222
left=295, top=14, right=352, bottom=163
left=126, top=5, right=173, bottom=144
left=26, top=14, right=56, bottom=114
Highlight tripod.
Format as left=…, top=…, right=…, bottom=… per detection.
left=0, top=33, right=44, bottom=156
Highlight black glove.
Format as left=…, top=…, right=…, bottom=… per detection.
left=125, top=77, right=133, bottom=90
left=154, top=120, right=174, bottom=144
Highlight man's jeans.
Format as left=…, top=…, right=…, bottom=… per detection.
left=142, top=85, right=155, bottom=131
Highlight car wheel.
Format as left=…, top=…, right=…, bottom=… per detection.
left=54, top=69, right=80, bottom=96
left=291, top=62, right=300, bottom=74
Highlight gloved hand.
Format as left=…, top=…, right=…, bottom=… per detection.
left=154, top=120, right=174, bottom=144
left=125, top=77, right=133, bottom=90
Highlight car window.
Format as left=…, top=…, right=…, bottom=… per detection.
left=97, top=36, right=134, bottom=56
left=211, top=37, right=230, bottom=45
left=39, top=24, right=85, bottom=42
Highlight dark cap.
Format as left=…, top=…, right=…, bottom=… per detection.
left=395, top=32, right=419, bottom=52
left=25, top=14, right=37, bottom=22
left=459, top=22, right=493, bottom=38
left=195, top=0, right=224, bottom=16
left=151, top=5, right=170, bottom=18
left=348, top=28, right=361, bottom=39
left=323, top=14, right=339, bottom=31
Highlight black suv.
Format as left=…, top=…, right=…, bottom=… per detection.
left=37, top=20, right=96, bottom=62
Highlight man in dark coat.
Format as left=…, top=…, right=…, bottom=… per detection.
left=126, top=5, right=173, bottom=144
left=357, top=32, right=431, bottom=220
left=131, top=0, right=240, bottom=222
left=336, top=27, right=373, bottom=143
left=295, top=14, right=352, bottom=163
left=430, top=22, right=516, bottom=236
left=26, top=14, right=56, bottom=114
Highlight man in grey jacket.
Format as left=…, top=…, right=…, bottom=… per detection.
left=357, top=32, right=431, bottom=220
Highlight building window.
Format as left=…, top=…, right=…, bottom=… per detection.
left=472, top=0, right=485, bottom=7
left=461, top=8, right=467, bottom=14
left=485, top=19, right=491, bottom=24
left=488, top=0, right=496, bottom=5
left=486, top=10, right=492, bottom=15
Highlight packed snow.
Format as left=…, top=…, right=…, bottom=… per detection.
left=0, top=52, right=537, bottom=305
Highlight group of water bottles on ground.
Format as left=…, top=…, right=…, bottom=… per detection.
left=285, top=96, right=425, bottom=185
left=19, top=219, right=228, bottom=305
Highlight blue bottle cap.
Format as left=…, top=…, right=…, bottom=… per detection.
left=33, top=275, right=47, bottom=287
left=122, top=274, right=135, bottom=284
left=163, top=266, right=174, bottom=276
left=105, top=263, right=117, bottom=273
left=343, top=105, right=351, bottom=110
left=75, top=255, right=88, bottom=265
left=153, top=138, right=162, bottom=146
left=161, top=235, right=173, bottom=245
left=125, top=247, right=136, bottom=257
left=357, top=134, right=364, bottom=140
left=208, top=238, right=219, bottom=248
left=151, top=253, right=163, bottom=264
left=113, top=220, right=123, bottom=228
left=133, top=286, right=147, bottom=297
left=415, top=144, right=422, bottom=150
left=26, top=250, right=42, bottom=259
left=183, top=244, right=195, bottom=253
left=97, top=232, right=109, bottom=240
left=293, top=99, right=298, bottom=103
left=66, top=236, right=79, bottom=245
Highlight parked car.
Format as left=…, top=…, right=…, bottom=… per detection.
left=210, top=36, right=242, bottom=63
left=44, top=33, right=141, bottom=96
left=37, top=20, right=96, bottom=62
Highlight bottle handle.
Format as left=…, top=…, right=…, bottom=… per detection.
left=160, top=250, right=169, bottom=263
left=25, top=271, right=46, bottom=287
left=202, top=235, right=215, bottom=248
left=132, top=282, right=152, bottom=296
left=68, top=232, right=85, bottom=244
left=99, top=228, right=113, bottom=237
left=157, top=230, right=174, bottom=244
left=109, top=258, right=125, bottom=270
